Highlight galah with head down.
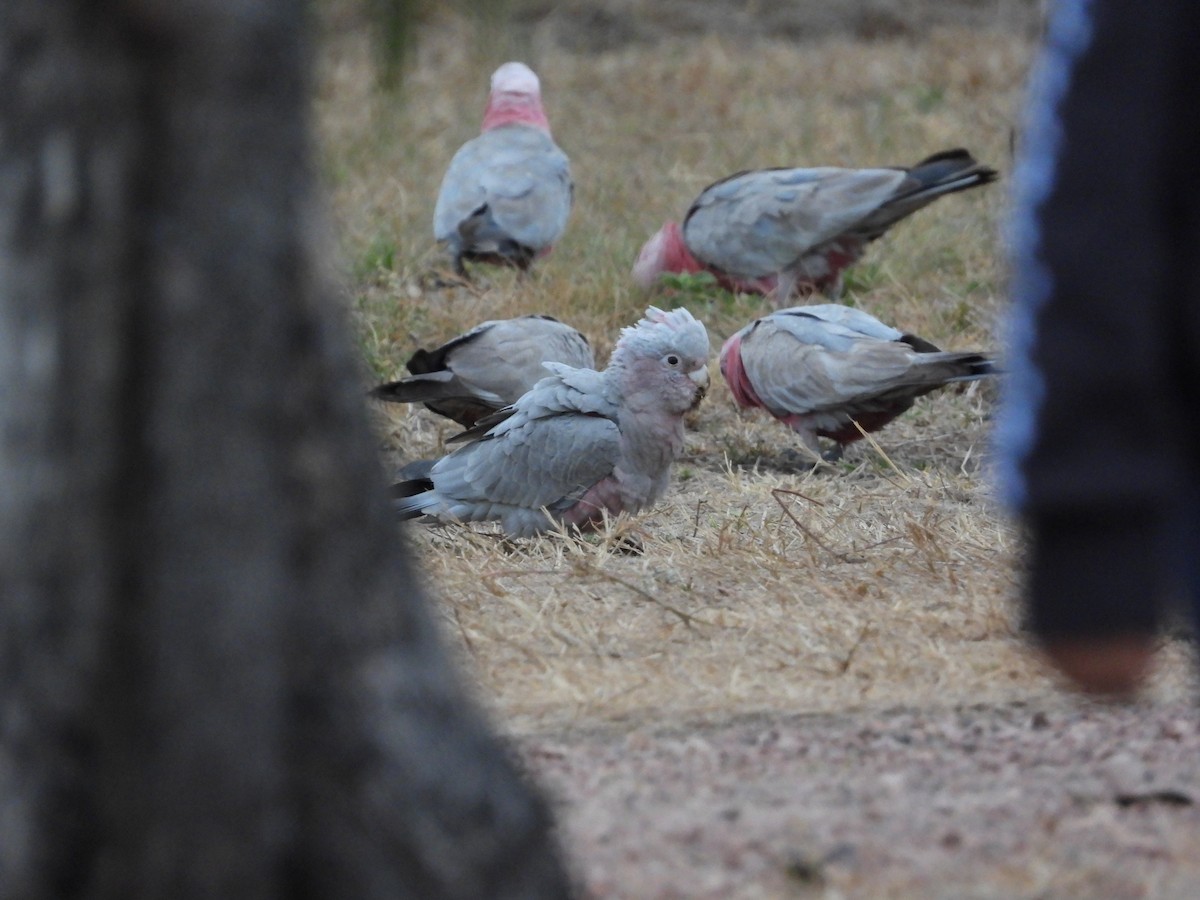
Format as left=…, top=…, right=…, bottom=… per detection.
left=720, top=304, right=996, bottom=460
left=633, top=149, right=997, bottom=304
left=392, top=307, right=711, bottom=538
left=434, top=61, right=573, bottom=278
left=370, top=315, right=594, bottom=429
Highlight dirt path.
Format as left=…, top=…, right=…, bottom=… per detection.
left=520, top=698, right=1200, bottom=898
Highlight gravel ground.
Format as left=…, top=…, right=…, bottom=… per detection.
left=521, top=698, right=1200, bottom=898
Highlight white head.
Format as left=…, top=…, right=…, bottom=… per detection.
left=611, top=307, right=711, bottom=411
left=490, top=61, right=541, bottom=97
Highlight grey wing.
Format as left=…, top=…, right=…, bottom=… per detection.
left=684, top=167, right=910, bottom=277
left=521, top=316, right=595, bottom=370
left=740, top=319, right=923, bottom=415
left=434, top=137, right=491, bottom=241
left=449, top=316, right=594, bottom=403
left=769, top=305, right=905, bottom=343
left=372, top=321, right=509, bottom=426
left=371, top=368, right=505, bottom=412
left=431, top=412, right=621, bottom=512
left=448, top=362, right=613, bottom=444
left=477, top=131, right=573, bottom=250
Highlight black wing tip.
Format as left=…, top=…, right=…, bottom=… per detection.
left=369, top=379, right=435, bottom=404
left=951, top=354, right=1001, bottom=379
left=914, top=147, right=980, bottom=167
left=899, top=335, right=1000, bottom=372
left=971, top=357, right=1002, bottom=376
left=369, top=381, right=404, bottom=401
left=389, top=477, right=434, bottom=500
left=405, top=347, right=440, bottom=376
left=970, top=165, right=1001, bottom=185
left=912, top=147, right=1000, bottom=184
left=395, top=457, right=437, bottom=482
left=900, top=333, right=943, bottom=354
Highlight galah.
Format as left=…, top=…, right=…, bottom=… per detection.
left=370, top=315, right=594, bottom=429
left=719, top=304, right=996, bottom=460
left=392, top=307, right=711, bottom=538
left=633, top=148, right=997, bottom=304
left=433, top=61, right=572, bottom=278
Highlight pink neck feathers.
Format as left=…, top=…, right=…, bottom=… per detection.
left=482, top=93, right=551, bottom=133
left=661, top=221, right=704, bottom=274
left=719, top=333, right=763, bottom=410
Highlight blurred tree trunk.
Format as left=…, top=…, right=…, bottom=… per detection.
left=0, top=2, right=570, bottom=898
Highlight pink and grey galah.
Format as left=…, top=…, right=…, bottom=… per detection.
left=633, top=148, right=997, bottom=304
left=392, top=307, right=711, bottom=538
left=370, top=315, right=594, bottom=429
left=434, top=61, right=573, bottom=278
left=720, top=304, right=996, bottom=461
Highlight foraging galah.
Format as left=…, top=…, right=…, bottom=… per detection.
left=370, top=315, right=595, bottom=428
left=392, top=307, right=711, bottom=538
left=633, top=148, right=997, bottom=304
left=720, top=304, right=996, bottom=460
left=434, top=62, right=573, bottom=278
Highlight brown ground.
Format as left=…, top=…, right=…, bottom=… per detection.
left=321, top=2, right=1200, bottom=896
left=519, top=697, right=1200, bottom=898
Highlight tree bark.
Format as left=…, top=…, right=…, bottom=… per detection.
left=0, top=2, right=570, bottom=897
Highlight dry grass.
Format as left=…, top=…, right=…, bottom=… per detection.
left=314, top=12, right=1195, bottom=744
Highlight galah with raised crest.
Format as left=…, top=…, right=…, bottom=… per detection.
left=392, top=307, right=710, bottom=538
left=371, top=315, right=594, bottom=429
left=633, top=149, right=997, bottom=304
left=720, top=304, right=996, bottom=460
left=434, top=62, right=572, bottom=278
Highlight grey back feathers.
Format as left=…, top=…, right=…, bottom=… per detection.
left=371, top=315, right=594, bottom=429
left=685, top=148, right=997, bottom=293
left=434, top=126, right=573, bottom=276
left=722, top=304, right=996, bottom=456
